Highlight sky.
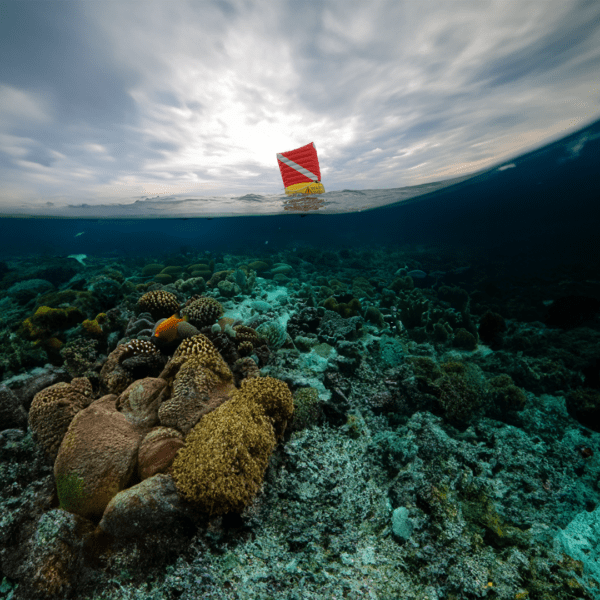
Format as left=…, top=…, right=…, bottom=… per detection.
left=0, top=0, right=599, bottom=213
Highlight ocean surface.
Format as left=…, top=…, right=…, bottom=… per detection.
left=1, top=118, right=600, bottom=599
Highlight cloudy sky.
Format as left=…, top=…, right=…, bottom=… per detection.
left=0, top=0, right=599, bottom=212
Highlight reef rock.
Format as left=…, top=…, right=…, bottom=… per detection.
left=0, top=384, right=27, bottom=430
left=98, top=473, right=192, bottom=538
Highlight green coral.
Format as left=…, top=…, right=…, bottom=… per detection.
left=55, top=473, right=87, bottom=513
left=292, top=387, right=322, bottom=430
left=22, top=306, right=84, bottom=340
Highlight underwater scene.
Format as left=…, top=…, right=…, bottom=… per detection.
left=0, top=119, right=599, bottom=600
left=2, top=2, right=600, bottom=599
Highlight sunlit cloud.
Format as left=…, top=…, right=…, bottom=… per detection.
left=0, top=0, right=598, bottom=211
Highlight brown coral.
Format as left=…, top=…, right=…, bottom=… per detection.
left=158, top=334, right=235, bottom=433
left=120, top=339, right=161, bottom=360
left=100, top=345, right=135, bottom=395
left=171, top=377, right=293, bottom=515
left=181, top=297, right=224, bottom=328
left=237, top=340, right=254, bottom=356
left=137, top=290, right=180, bottom=320
left=28, top=378, right=93, bottom=460
left=232, top=356, right=260, bottom=385
left=137, top=426, right=184, bottom=480
left=233, top=325, right=261, bottom=346
left=54, top=394, right=141, bottom=518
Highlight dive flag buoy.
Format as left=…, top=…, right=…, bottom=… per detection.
left=276, top=142, right=325, bottom=195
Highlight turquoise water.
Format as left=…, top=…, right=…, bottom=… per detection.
left=0, top=119, right=600, bottom=599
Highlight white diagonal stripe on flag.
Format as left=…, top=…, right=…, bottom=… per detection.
left=276, top=154, right=318, bottom=181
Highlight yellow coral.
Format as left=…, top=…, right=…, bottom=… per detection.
left=22, top=306, right=84, bottom=340
left=82, top=319, right=103, bottom=337
left=172, top=377, right=293, bottom=515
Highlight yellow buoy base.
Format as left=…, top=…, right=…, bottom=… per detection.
left=285, top=182, right=325, bottom=195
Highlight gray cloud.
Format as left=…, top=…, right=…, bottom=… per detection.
left=0, top=0, right=598, bottom=211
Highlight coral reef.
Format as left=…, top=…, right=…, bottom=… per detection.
left=137, top=290, right=180, bottom=320
left=181, top=296, right=224, bottom=328
left=2, top=244, right=600, bottom=599
left=28, top=378, right=93, bottom=460
left=171, top=377, right=293, bottom=514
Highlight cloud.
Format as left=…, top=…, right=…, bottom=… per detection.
left=0, top=0, right=599, bottom=211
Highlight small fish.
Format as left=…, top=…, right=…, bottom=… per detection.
left=74, top=232, right=85, bottom=237
left=154, top=314, right=188, bottom=343
left=407, top=269, right=427, bottom=279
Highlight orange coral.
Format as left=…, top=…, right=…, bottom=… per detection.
left=154, top=314, right=185, bottom=343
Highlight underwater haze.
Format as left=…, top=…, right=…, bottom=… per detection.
left=2, top=2, right=600, bottom=600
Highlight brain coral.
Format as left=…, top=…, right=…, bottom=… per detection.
left=28, top=378, right=93, bottom=460
left=158, top=334, right=235, bottom=433
left=171, top=376, right=293, bottom=515
left=181, top=297, right=224, bottom=328
left=137, top=290, right=180, bottom=320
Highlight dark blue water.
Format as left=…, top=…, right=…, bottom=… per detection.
left=1, top=118, right=598, bottom=269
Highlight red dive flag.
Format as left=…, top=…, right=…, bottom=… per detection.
left=276, top=142, right=325, bottom=195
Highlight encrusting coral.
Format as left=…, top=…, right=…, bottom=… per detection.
left=171, top=376, right=293, bottom=515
